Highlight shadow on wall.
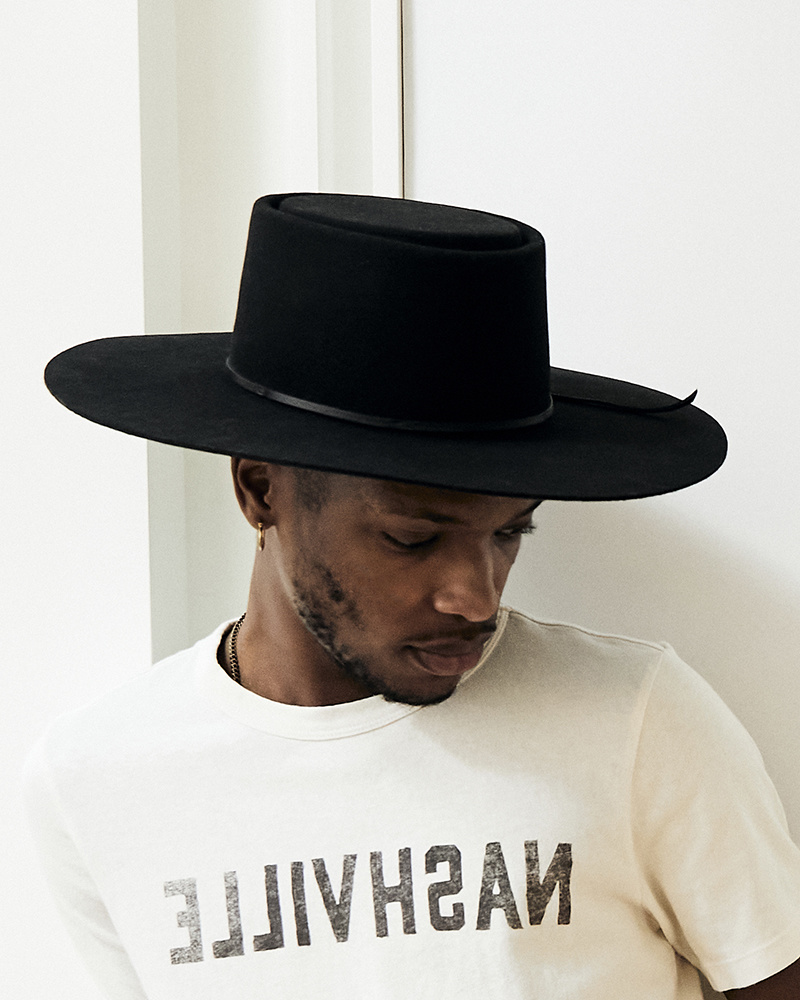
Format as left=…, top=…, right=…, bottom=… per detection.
left=503, top=499, right=800, bottom=840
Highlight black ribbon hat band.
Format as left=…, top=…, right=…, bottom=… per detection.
left=226, top=356, right=557, bottom=432
left=226, top=359, right=697, bottom=433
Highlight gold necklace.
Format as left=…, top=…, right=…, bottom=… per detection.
left=227, top=612, right=246, bottom=685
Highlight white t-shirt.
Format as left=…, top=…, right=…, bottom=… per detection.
left=24, top=608, right=800, bottom=999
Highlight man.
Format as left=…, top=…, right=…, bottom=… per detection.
left=27, top=193, right=800, bottom=998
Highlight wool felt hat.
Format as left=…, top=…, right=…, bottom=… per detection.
left=44, top=192, right=727, bottom=500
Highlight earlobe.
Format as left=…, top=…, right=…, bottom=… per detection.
left=231, top=458, right=277, bottom=529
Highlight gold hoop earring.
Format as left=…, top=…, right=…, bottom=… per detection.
left=256, top=522, right=266, bottom=552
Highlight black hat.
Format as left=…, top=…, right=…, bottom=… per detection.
left=44, top=192, right=726, bottom=500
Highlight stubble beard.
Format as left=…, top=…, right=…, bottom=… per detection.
left=291, top=565, right=455, bottom=707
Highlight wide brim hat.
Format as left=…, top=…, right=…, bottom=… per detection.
left=45, top=192, right=726, bottom=500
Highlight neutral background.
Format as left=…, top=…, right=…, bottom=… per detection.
left=2, top=2, right=798, bottom=997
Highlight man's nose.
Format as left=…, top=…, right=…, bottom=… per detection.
left=431, top=544, right=501, bottom=622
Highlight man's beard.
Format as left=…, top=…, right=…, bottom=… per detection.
left=291, top=564, right=456, bottom=707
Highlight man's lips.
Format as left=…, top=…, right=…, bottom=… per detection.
left=406, top=633, right=494, bottom=677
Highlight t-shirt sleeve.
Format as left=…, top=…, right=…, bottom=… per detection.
left=631, top=646, right=800, bottom=994
left=23, top=735, right=149, bottom=1000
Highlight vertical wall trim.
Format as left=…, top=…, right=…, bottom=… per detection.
left=146, top=1, right=408, bottom=661
left=370, top=0, right=405, bottom=197
left=400, top=0, right=406, bottom=197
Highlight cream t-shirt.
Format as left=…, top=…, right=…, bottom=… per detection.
left=24, top=609, right=800, bottom=999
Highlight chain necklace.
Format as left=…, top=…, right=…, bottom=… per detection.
left=228, top=612, right=246, bottom=685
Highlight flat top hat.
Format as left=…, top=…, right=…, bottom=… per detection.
left=44, top=192, right=726, bottom=500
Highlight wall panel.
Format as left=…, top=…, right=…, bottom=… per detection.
left=1, top=2, right=151, bottom=996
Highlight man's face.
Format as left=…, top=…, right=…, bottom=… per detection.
left=272, top=471, right=539, bottom=706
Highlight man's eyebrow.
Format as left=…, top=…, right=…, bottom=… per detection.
left=380, top=500, right=541, bottom=525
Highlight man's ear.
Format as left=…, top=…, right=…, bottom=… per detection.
left=231, top=459, right=283, bottom=529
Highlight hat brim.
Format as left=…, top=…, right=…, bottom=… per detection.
left=44, top=333, right=727, bottom=501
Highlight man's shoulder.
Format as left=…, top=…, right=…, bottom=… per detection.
left=31, top=625, right=227, bottom=772
left=488, top=607, right=730, bottom=735
left=498, top=606, right=671, bottom=672
left=473, top=606, right=683, bottom=711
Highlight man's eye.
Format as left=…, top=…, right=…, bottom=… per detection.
left=496, top=524, right=536, bottom=541
left=382, top=532, right=437, bottom=551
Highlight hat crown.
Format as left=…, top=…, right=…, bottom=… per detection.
left=280, top=193, right=525, bottom=250
left=228, top=193, right=552, bottom=431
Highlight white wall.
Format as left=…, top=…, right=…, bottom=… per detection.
left=1, top=2, right=151, bottom=997
left=405, top=0, right=800, bottom=841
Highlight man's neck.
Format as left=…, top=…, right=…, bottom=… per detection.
left=229, top=564, right=372, bottom=707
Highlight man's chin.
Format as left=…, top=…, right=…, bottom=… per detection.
left=332, top=650, right=460, bottom=706
left=380, top=683, right=459, bottom=707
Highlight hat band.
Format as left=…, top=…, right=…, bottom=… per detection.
left=551, top=387, right=699, bottom=415
left=226, top=360, right=555, bottom=433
